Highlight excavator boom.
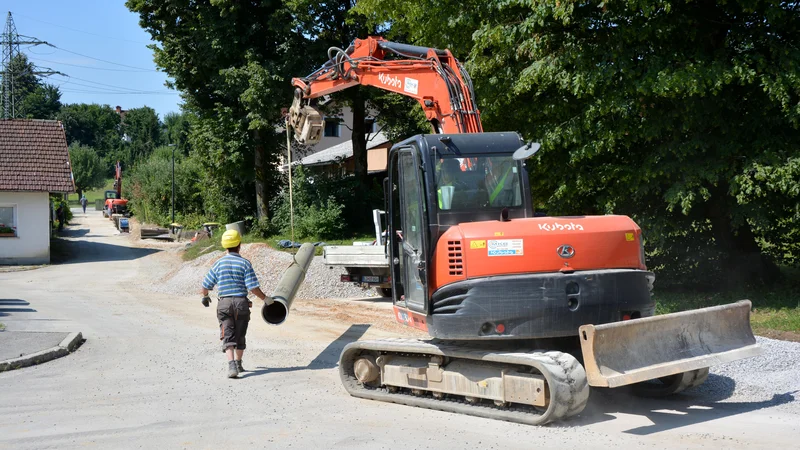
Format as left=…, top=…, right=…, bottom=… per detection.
left=290, top=37, right=482, bottom=144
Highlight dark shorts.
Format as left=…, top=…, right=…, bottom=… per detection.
left=217, top=296, right=251, bottom=352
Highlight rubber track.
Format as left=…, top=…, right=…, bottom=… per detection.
left=632, top=367, right=709, bottom=397
left=339, top=338, right=590, bottom=426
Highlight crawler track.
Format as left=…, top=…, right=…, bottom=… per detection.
left=339, top=338, right=590, bottom=425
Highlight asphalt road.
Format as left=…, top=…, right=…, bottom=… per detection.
left=0, top=209, right=797, bottom=449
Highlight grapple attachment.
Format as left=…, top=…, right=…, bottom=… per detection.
left=579, top=300, right=762, bottom=388
left=289, top=89, right=323, bottom=145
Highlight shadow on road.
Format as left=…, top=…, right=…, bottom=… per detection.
left=50, top=237, right=160, bottom=265
left=56, top=227, right=90, bottom=238
left=0, top=299, right=36, bottom=317
left=567, top=374, right=796, bottom=434
left=241, top=324, right=370, bottom=378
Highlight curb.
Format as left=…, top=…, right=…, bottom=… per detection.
left=0, top=332, right=84, bottom=372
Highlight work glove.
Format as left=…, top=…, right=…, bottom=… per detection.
left=201, top=295, right=212, bottom=307
left=264, top=296, right=275, bottom=306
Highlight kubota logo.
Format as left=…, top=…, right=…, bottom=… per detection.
left=378, top=73, right=402, bottom=88
left=557, top=244, right=575, bottom=258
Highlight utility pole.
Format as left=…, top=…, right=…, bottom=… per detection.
left=1, top=11, right=60, bottom=118
left=169, top=144, right=176, bottom=225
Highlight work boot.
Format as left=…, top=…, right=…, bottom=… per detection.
left=236, top=360, right=245, bottom=373
left=227, top=361, right=239, bottom=378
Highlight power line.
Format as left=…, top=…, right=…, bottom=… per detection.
left=14, top=13, right=152, bottom=45
left=58, top=79, right=175, bottom=95
left=2, top=11, right=53, bottom=118
left=61, top=88, right=178, bottom=96
left=52, top=45, right=158, bottom=72
left=53, top=73, right=173, bottom=94
left=28, top=56, right=152, bottom=72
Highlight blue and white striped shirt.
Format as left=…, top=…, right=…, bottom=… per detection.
left=202, top=252, right=259, bottom=297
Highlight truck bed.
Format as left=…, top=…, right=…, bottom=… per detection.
left=323, top=245, right=389, bottom=267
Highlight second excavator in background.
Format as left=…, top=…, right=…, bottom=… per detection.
left=286, top=37, right=761, bottom=425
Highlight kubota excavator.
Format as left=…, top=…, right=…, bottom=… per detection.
left=104, top=161, right=129, bottom=218
left=288, top=37, right=761, bottom=425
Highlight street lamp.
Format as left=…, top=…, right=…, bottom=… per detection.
left=168, top=144, right=176, bottom=225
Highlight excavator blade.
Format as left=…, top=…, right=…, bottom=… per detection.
left=579, top=300, right=762, bottom=388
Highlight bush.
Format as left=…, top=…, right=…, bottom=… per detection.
left=268, top=166, right=384, bottom=240
left=128, top=147, right=207, bottom=226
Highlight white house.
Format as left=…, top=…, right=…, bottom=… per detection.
left=0, top=119, right=74, bottom=264
left=281, top=106, right=392, bottom=174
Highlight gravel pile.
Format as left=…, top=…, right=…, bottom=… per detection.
left=152, top=243, right=378, bottom=300
left=691, top=337, right=800, bottom=412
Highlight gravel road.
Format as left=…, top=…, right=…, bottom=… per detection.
left=0, top=209, right=797, bottom=449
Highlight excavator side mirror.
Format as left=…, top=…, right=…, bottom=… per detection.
left=512, top=142, right=541, bottom=161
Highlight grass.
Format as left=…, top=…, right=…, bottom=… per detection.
left=654, top=268, right=800, bottom=340
left=67, top=179, right=114, bottom=206
left=181, top=232, right=375, bottom=261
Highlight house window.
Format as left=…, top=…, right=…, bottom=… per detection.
left=324, top=119, right=340, bottom=137
left=0, top=205, right=17, bottom=237
left=365, top=118, right=377, bottom=133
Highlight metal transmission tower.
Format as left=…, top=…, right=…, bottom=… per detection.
left=1, top=11, right=58, bottom=118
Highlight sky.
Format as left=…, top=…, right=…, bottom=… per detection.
left=6, top=1, right=180, bottom=118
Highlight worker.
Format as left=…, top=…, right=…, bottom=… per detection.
left=80, top=195, right=88, bottom=214
left=437, top=159, right=463, bottom=209
left=201, top=229, right=272, bottom=378
left=55, top=203, right=65, bottom=231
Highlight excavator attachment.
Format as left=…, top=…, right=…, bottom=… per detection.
left=289, top=89, right=324, bottom=145
left=579, top=300, right=762, bottom=388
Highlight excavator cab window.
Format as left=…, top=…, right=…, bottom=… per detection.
left=434, top=155, right=522, bottom=211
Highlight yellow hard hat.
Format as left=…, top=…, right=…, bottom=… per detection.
left=221, top=229, right=241, bottom=249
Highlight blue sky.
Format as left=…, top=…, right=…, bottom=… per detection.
left=7, top=1, right=180, bottom=118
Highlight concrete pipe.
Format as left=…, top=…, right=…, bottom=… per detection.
left=262, top=242, right=315, bottom=325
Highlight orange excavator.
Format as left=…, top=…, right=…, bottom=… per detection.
left=103, top=161, right=129, bottom=218
left=289, top=37, right=761, bottom=425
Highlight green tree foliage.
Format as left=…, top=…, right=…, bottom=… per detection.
left=68, top=143, right=106, bottom=198
left=0, top=54, right=62, bottom=119
left=357, top=0, right=800, bottom=287
left=58, top=103, right=122, bottom=158
left=268, top=166, right=384, bottom=240
left=128, top=146, right=205, bottom=227
left=121, top=106, right=162, bottom=162
left=127, top=0, right=312, bottom=221
left=163, top=111, right=192, bottom=154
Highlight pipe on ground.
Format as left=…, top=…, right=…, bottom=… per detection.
left=261, top=243, right=315, bottom=325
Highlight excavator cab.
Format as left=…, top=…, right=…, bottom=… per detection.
left=385, top=132, right=534, bottom=319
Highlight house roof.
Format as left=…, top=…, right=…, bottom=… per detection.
left=0, top=119, right=75, bottom=192
left=299, top=132, right=391, bottom=166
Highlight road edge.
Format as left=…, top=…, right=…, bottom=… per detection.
left=0, top=332, right=84, bottom=372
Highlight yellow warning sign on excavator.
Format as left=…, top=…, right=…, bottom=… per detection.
left=470, top=240, right=486, bottom=249
left=625, top=233, right=634, bottom=241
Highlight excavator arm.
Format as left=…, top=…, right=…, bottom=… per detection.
left=289, top=37, right=482, bottom=144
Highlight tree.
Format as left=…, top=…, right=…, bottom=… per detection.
left=163, top=111, right=192, bottom=154
left=68, top=143, right=105, bottom=199
left=0, top=54, right=62, bottom=119
left=58, top=103, right=122, bottom=156
left=122, top=106, right=162, bottom=162
left=357, top=0, right=800, bottom=286
left=127, top=0, right=312, bottom=221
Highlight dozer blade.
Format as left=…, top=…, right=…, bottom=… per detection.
left=579, top=300, right=762, bottom=388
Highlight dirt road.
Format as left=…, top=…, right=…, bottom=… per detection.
left=0, top=209, right=797, bottom=449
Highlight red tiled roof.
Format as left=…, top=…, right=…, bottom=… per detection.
left=0, top=119, right=75, bottom=192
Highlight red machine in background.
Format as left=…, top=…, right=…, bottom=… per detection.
left=103, top=161, right=129, bottom=218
